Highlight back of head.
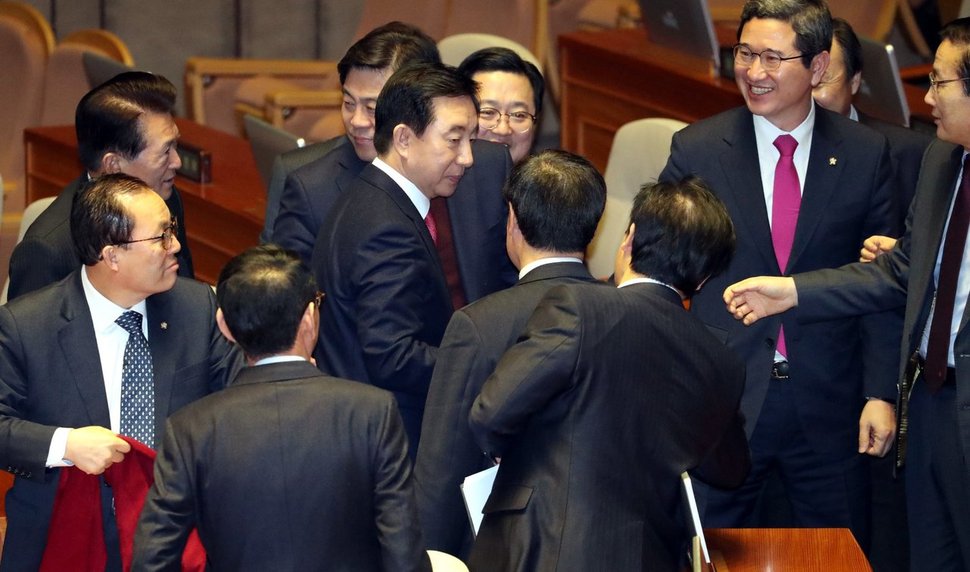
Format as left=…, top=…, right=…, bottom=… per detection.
left=628, top=177, right=736, bottom=294
left=738, top=0, right=832, bottom=68
left=504, top=149, right=605, bottom=252
left=373, top=62, right=479, bottom=155
left=71, top=172, right=152, bottom=265
left=216, top=245, right=318, bottom=361
left=75, top=71, right=177, bottom=173
left=338, top=21, right=441, bottom=84
left=458, top=47, right=544, bottom=115
left=941, top=17, right=970, bottom=96
left=831, top=17, right=862, bottom=78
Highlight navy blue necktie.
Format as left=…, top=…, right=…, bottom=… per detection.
left=116, top=310, right=155, bottom=447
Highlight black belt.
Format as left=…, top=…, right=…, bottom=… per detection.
left=770, top=360, right=789, bottom=380
left=915, top=356, right=957, bottom=387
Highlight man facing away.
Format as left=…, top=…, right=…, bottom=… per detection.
left=133, top=245, right=429, bottom=572
left=415, top=149, right=607, bottom=558
left=723, top=18, right=970, bottom=571
left=0, top=173, right=240, bottom=571
left=8, top=71, right=194, bottom=302
left=467, top=177, right=750, bottom=571
left=312, top=62, right=479, bottom=457
left=658, top=0, right=899, bottom=546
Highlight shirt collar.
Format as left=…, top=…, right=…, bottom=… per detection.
left=81, top=266, right=148, bottom=336
left=372, top=157, right=431, bottom=218
left=752, top=100, right=816, bottom=146
left=617, top=276, right=683, bottom=299
left=518, top=257, right=584, bottom=280
left=254, top=355, right=307, bottom=366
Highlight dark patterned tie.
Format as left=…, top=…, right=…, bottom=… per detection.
left=425, top=211, right=438, bottom=245
left=772, top=134, right=800, bottom=359
left=116, top=310, right=155, bottom=447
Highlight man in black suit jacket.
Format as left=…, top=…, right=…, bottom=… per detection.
left=133, top=245, right=429, bottom=572
left=415, top=150, right=606, bottom=558
left=468, top=178, right=749, bottom=571
left=271, top=22, right=515, bottom=300
left=724, top=18, right=970, bottom=571
left=313, top=63, right=480, bottom=457
left=0, top=174, right=240, bottom=571
left=7, top=72, right=194, bottom=302
left=659, top=0, right=899, bottom=545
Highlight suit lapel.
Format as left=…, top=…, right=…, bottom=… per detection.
left=57, top=274, right=110, bottom=427
left=787, top=110, right=843, bottom=272
left=145, top=290, right=177, bottom=439
left=717, top=111, right=779, bottom=271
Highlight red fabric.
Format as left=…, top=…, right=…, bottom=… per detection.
left=39, top=435, right=206, bottom=571
left=429, top=197, right=467, bottom=309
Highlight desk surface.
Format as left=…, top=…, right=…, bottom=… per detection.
left=24, top=119, right=264, bottom=284
left=706, top=527, right=872, bottom=571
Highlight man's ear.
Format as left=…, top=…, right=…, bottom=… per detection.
left=100, top=152, right=123, bottom=174
left=216, top=308, right=236, bottom=344
left=809, top=51, right=831, bottom=87
left=100, top=245, right=120, bottom=270
left=620, top=223, right=636, bottom=255
left=392, top=124, right=412, bottom=158
left=850, top=71, right=862, bottom=96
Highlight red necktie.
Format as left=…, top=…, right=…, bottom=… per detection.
left=924, top=155, right=970, bottom=392
left=425, top=211, right=438, bottom=245
left=772, top=134, right=800, bottom=359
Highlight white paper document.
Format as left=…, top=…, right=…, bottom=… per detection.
left=461, top=464, right=498, bottom=535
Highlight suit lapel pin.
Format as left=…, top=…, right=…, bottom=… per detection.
left=829, top=157, right=837, bottom=166
left=160, top=322, right=168, bottom=330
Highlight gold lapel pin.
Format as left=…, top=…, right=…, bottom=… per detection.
left=829, top=157, right=837, bottom=166
left=160, top=322, right=168, bottom=330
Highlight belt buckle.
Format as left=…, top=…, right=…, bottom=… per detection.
left=771, top=360, right=790, bottom=380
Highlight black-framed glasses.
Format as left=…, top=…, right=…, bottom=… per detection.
left=733, top=44, right=803, bottom=71
left=116, top=217, right=178, bottom=250
left=928, top=73, right=970, bottom=92
left=478, top=108, right=536, bottom=134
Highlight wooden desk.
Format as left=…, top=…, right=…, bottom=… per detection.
left=24, top=119, right=264, bottom=284
left=706, top=528, right=872, bottom=571
left=560, top=28, right=934, bottom=172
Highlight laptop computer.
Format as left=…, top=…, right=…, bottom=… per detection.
left=639, top=0, right=721, bottom=73
left=855, top=38, right=911, bottom=127
left=243, top=115, right=306, bottom=191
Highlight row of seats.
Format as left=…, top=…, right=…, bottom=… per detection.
left=0, top=0, right=133, bottom=213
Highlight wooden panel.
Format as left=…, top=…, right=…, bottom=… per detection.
left=706, top=528, right=872, bottom=572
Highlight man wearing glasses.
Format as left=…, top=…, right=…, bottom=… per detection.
left=659, top=0, right=899, bottom=548
left=7, top=72, right=195, bottom=302
left=0, top=173, right=241, bottom=571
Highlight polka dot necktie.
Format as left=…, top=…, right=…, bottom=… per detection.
left=116, top=310, right=155, bottom=447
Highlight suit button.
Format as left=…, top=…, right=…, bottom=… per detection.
left=765, top=338, right=775, bottom=349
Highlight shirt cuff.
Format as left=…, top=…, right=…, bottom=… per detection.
left=46, top=427, right=75, bottom=468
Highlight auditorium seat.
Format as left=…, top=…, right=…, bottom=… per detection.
left=39, top=29, right=135, bottom=126
left=438, top=33, right=541, bottom=69
left=0, top=1, right=53, bottom=201
left=586, top=117, right=687, bottom=279
left=0, top=195, right=56, bottom=304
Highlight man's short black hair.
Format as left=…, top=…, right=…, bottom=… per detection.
left=831, top=18, right=862, bottom=81
left=216, top=245, right=318, bottom=361
left=373, top=62, right=479, bottom=156
left=940, top=17, right=970, bottom=96
left=628, top=176, right=736, bottom=294
left=458, top=47, right=544, bottom=115
left=503, top=149, right=605, bottom=252
left=75, top=71, right=177, bottom=173
left=738, top=0, right=832, bottom=68
left=71, top=173, right=151, bottom=265
left=337, top=21, right=440, bottom=84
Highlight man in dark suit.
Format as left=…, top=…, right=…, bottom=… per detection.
left=270, top=22, right=515, bottom=302
left=467, top=178, right=749, bottom=571
left=658, top=0, right=899, bottom=546
left=724, top=18, right=970, bottom=571
left=7, top=72, right=194, bottom=302
left=813, top=17, right=932, bottom=227
left=313, top=63, right=479, bottom=457
left=133, top=245, right=430, bottom=572
left=0, top=174, right=240, bottom=571
left=415, top=150, right=606, bottom=558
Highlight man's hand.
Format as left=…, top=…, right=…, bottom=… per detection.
left=64, top=426, right=131, bottom=475
left=722, top=277, right=798, bottom=325
left=859, top=235, right=897, bottom=263
left=858, top=399, right=896, bottom=457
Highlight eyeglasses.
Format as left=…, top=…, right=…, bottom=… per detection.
left=116, top=217, right=178, bottom=250
left=309, top=291, right=325, bottom=311
left=733, top=44, right=803, bottom=71
left=928, top=73, right=970, bottom=92
left=478, top=108, right=536, bottom=134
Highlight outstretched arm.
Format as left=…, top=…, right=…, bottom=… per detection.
left=722, top=277, right=798, bottom=325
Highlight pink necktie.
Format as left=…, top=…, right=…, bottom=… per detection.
left=424, top=211, right=438, bottom=245
left=772, top=134, right=800, bottom=359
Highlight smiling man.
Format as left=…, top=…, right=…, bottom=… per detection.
left=7, top=72, right=194, bottom=302
left=312, top=63, right=479, bottom=457
left=0, top=173, right=240, bottom=570
left=659, top=0, right=899, bottom=549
